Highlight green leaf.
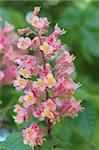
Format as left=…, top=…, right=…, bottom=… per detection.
left=52, top=118, right=73, bottom=142
left=84, top=5, right=99, bottom=29
left=0, top=132, right=31, bottom=150
left=92, top=112, right=99, bottom=150
left=74, top=0, right=92, bottom=11
left=0, top=8, right=26, bottom=29
left=7, top=9, right=26, bottom=29
left=0, top=8, right=12, bottom=27
left=79, top=28, right=99, bottom=56
left=30, top=74, right=39, bottom=81
left=91, top=95, right=99, bottom=109
left=41, top=136, right=70, bottom=150
left=72, top=99, right=96, bottom=141
left=74, top=88, right=89, bottom=100
left=58, top=6, right=80, bottom=28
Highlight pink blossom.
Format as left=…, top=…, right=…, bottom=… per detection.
left=3, top=21, right=14, bottom=33
left=0, top=43, right=3, bottom=51
left=22, top=122, right=44, bottom=148
left=39, top=63, right=52, bottom=78
left=54, top=39, right=61, bottom=51
left=30, top=7, right=49, bottom=32
left=13, top=115, right=24, bottom=124
left=17, top=37, right=31, bottom=50
left=18, top=27, right=32, bottom=36
left=57, top=51, right=74, bottom=66
left=0, top=21, right=26, bottom=85
left=13, top=76, right=28, bottom=91
left=16, top=55, right=37, bottom=70
left=13, top=6, right=83, bottom=149
left=44, top=98, right=56, bottom=112
left=3, top=48, right=14, bottom=61
left=0, top=65, right=17, bottom=85
left=50, top=111, right=60, bottom=124
left=31, top=16, right=49, bottom=30
left=44, top=108, right=54, bottom=119
left=15, top=58, right=23, bottom=67
left=13, top=104, right=24, bottom=115
left=33, top=78, right=46, bottom=91
left=33, top=108, right=45, bottom=121
left=40, top=41, right=54, bottom=55
left=56, top=66, right=74, bottom=78
left=33, top=7, right=40, bottom=16
left=44, top=73, right=56, bottom=88
left=61, top=97, right=82, bottom=117
left=56, top=51, right=74, bottom=77
left=39, top=17, right=49, bottom=30
left=31, top=16, right=40, bottom=28
left=0, top=70, right=5, bottom=80
left=18, top=67, right=31, bottom=78
left=23, top=55, right=36, bottom=69
left=30, top=36, right=40, bottom=49
left=55, top=77, right=79, bottom=97
left=46, top=34, right=56, bottom=45
left=46, top=34, right=61, bottom=52
left=18, top=91, right=36, bottom=108
left=55, top=98, right=62, bottom=108
left=13, top=104, right=29, bottom=124
left=53, top=24, right=63, bottom=36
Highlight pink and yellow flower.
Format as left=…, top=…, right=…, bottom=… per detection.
left=30, top=36, right=40, bottom=49
left=61, top=97, right=82, bottom=118
left=45, top=73, right=56, bottom=88
left=44, top=108, right=54, bottom=119
left=33, top=78, right=46, bottom=91
left=19, top=91, right=36, bottom=108
left=13, top=105, right=29, bottom=124
left=13, top=115, right=24, bottom=124
left=18, top=67, right=31, bottom=78
left=40, top=42, right=53, bottom=55
left=53, top=24, right=63, bottom=36
left=17, top=37, right=31, bottom=50
left=44, top=98, right=56, bottom=112
left=33, top=108, right=45, bottom=121
left=3, top=21, right=14, bottom=33
left=31, top=16, right=40, bottom=28
left=22, top=123, right=44, bottom=148
left=13, top=76, right=27, bottom=90
left=12, top=6, right=83, bottom=149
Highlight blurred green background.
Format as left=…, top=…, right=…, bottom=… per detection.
left=0, top=0, right=99, bottom=150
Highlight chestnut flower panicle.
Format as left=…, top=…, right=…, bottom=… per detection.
left=0, top=20, right=26, bottom=85
left=13, top=7, right=83, bottom=149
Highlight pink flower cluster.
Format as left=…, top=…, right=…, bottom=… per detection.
left=0, top=20, right=26, bottom=85
left=13, top=7, right=83, bottom=149
left=22, top=122, right=45, bottom=148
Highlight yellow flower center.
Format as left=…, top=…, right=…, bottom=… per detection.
left=44, top=109, right=51, bottom=118
left=27, top=94, right=33, bottom=101
left=47, top=102, right=53, bottom=108
left=22, top=69, right=28, bottom=75
left=24, top=138, right=31, bottom=144
left=19, top=79, right=25, bottom=85
left=21, top=41, right=27, bottom=46
left=43, top=43, right=49, bottom=53
left=17, top=107, right=21, bottom=112
left=47, top=76, right=53, bottom=85
left=36, top=80, right=43, bottom=87
left=33, top=18, right=39, bottom=27
left=27, top=129, right=33, bottom=135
